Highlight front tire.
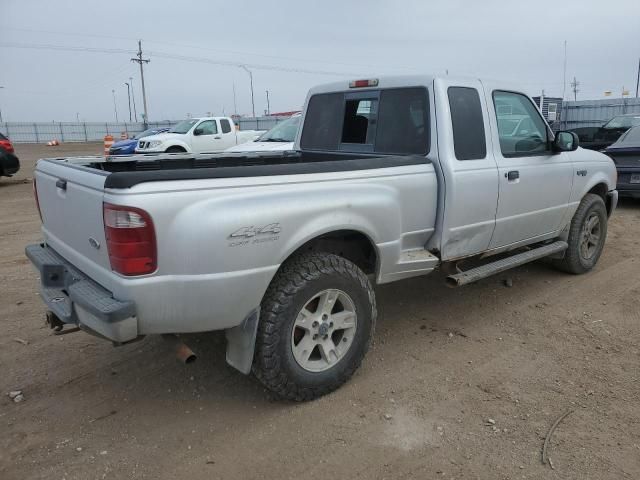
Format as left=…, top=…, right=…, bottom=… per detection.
left=555, top=193, right=608, bottom=274
left=253, top=252, right=376, bottom=401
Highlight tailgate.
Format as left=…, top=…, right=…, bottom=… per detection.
left=35, top=160, right=112, bottom=273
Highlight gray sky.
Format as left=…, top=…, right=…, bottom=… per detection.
left=1, top=0, right=639, bottom=122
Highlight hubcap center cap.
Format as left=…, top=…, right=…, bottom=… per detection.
left=318, top=323, right=329, bottom=336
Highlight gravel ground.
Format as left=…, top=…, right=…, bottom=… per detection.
left=1, top=143, right=639, bottom=480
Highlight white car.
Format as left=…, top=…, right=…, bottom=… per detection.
left=225, top=114, right=301, bottom=153
left=135, top=117, right=264, bottom=154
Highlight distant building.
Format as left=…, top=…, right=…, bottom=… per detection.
left=532, top=96, right=563, bottom=127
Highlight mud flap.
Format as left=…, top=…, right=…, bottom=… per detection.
left=225, top=308, right=260, bottom=374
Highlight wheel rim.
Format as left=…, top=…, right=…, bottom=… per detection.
left=579, top=212, right=601, bottom=260
left=290, top=289, right=357, bottom=373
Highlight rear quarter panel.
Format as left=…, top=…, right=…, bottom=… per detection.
left=105, top=164, right=437, bottom=333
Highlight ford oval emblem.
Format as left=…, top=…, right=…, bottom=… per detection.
left=89, top=237, right=101, bottom=249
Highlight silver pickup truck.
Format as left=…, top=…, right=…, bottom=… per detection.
left=27, top=75, right=617, bottom=401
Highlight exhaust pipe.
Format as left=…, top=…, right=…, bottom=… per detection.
left=161, top=334, right=197, bottom=364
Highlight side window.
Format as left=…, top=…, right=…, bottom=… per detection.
left=448, top=87, right=486, bottom=160
left=493, top=91, right=549, bottom=157
left=376, top=87, right=429, bottom=155
left=197, top=120, right=218, bottom=135
left=220, top=119, right=232, bottom=134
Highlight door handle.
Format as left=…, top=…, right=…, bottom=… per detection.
left=505, top=170, right=519, bottom=181
left=214, top=136, right=221, bottom=139
left=56, top=179, right=67, bottom=190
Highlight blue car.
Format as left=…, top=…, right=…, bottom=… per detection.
left=109, top=127, right=169, bottom=155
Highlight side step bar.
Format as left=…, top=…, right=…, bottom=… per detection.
left=446, top=241, right=568, bottom=287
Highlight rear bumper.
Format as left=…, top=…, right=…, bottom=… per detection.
left=25, top=243, right=138, bottom=343
left=0, top=152, right=20, bottom=176
left=616, top=168, right=640, bottom=198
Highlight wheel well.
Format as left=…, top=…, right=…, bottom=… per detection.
left=165, top=145, right=186, bottom=152
left=288, top=230, right=378, bottom=277
left=588, top=183, right=611, bottom=215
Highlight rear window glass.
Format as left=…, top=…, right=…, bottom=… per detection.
left=376, top=88, right=429, bottom=155
left=300, top=93, right=343, bottom=151
left=619, top=126, right=640, bottom=144
left=301, top=87, right=429, bottom=155
left=448, top=87, right=486, bottom=160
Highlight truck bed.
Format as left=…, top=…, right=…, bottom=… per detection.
left=53, top=151, right=429, bottom=188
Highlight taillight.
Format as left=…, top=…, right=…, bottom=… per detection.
left=103, top=203, right=157, bottom=276
left=0, top=139, right=14, bottom=153
left=33, top=178, right=43, bottom=222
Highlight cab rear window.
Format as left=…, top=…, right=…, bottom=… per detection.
left=301, top=87, right=429, bottom=155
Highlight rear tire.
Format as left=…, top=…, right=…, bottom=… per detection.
left=554, top=193, right=608, bottom=274
left=253, top=252, right=376, bottom=401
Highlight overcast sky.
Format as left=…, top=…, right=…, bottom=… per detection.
left=1, top=0, right=639, bottom=122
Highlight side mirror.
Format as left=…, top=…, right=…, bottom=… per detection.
left=553, top=131, right=579, bottom=152
left=193, top=128, right=203, bottom=136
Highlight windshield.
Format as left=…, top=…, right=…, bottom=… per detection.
left=169, top=119, right=198, bottom=134
left=603, top=115, right=640, bottom=129
left=258, top=116, right=301, bottom=142
left=134, top=128, right=163, bottom=140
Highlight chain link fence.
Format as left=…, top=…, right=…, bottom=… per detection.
left=2, top=117, right=292, bottom=143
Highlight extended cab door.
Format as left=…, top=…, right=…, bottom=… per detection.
left=485, top=88, right=573, bottom=248
left=434, top=78, right=500, bottom=260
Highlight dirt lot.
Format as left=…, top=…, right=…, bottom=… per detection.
left=1, top=143, right=639, bottom=480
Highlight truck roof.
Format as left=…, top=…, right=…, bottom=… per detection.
left=307, top=74, right=523, bottom=96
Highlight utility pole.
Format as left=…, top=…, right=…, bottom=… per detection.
left=636, top=57, right=639, bottom=98
left=570, top=76, right=580, bottom=101
left=232, top=82, right=238, bottom=117
left=240, top=65, right=255, bottom=118
left=131, top=40, right=150, bottom=125
left=124, top=82, right=132, bottom=122
left=0, top=86, right=4, bottom=123
left=129, top=76, right=138, bottom=122
left=562, top=40, right=567, bottom=100
left=76, top=112, right=80, bottom=122
left=265, top=90, right=270, bottom=115
left=112, top=89, right=119, bottom=122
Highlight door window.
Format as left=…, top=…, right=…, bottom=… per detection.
left=197, top=120, right=218, bottom=135
left=493, top=91, right=549, bottom=157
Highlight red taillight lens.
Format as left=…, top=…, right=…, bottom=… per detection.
left=103, top=203, right=157, bottom=276
left=33, top=178, right=43, bottom=222
left=0, top=139, right=14, bottom=153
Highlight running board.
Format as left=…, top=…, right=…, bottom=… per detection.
left=446, top=241, right=568, bottom=287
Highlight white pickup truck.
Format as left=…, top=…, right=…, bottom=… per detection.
left=27, top=75, right=617, bottom=401
left=135, top=117, right=263, bottom=154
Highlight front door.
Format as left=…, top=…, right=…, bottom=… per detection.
left=191, top=119, right=221, bottom=153
left=487, top=90, right=574, bottom=248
